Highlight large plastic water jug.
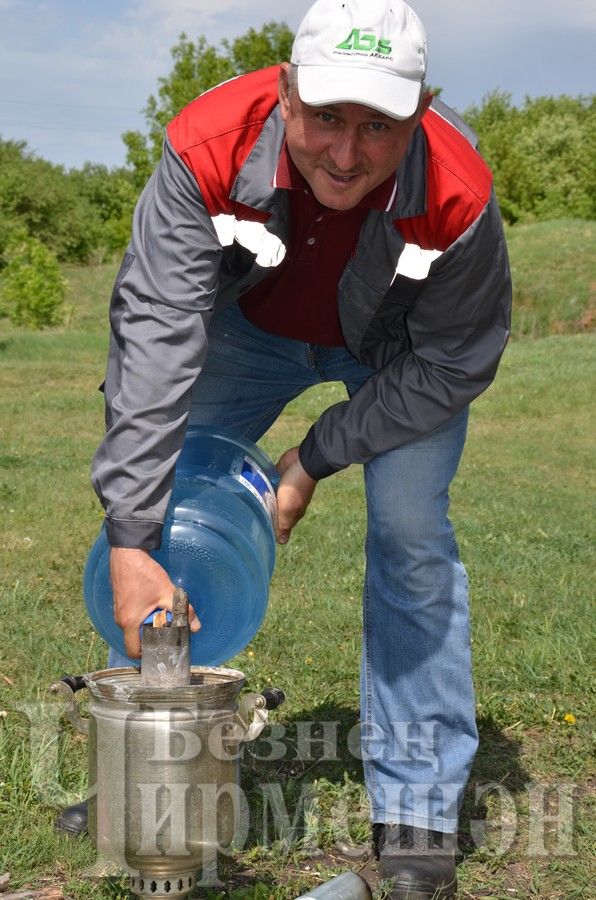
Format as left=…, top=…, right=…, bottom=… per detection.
left=84, top=426, right=278, bottom=666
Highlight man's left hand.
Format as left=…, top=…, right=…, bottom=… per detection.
left=275, top=446, right=317, bottom=544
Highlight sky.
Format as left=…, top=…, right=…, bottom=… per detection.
left=1, top=0, right=594, bottom=170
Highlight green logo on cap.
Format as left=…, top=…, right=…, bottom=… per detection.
left=336, top=29, right=392, bottom=56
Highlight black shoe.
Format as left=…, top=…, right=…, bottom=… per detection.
left=373, top=824, right=457, bottom=899
left=55, top=800, right=88, bottom=836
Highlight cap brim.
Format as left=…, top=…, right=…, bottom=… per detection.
left=297, top=65, right=422, bottom=121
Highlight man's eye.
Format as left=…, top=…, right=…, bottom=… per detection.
left=318, top=112, right=335, bottom=123
left=368, top=121, right=388, bottom=132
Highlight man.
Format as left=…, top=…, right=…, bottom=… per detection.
left=59, top=1, right=511, bottom=896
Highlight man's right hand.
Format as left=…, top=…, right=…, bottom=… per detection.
left=110, top=548, right=201, bottom=659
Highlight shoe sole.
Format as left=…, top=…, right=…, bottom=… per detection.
left=54, top=818, right=88, bottom=837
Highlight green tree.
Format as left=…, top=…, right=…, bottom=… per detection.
left=70, top=163, right=137, bottom=256
left=0, top=229, right=69, bottom=329
left=465, top=92, right=596, bottom=224
left=122, top=22, right=294, bottom=187
left=0, top=137, right=101, bottom=262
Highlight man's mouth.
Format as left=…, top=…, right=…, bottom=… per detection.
left=325, top=171, right=362, bottom=184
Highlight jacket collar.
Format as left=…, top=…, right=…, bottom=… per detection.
left=391, top=123, right=427, bottom=220
left=230, top=106, right=285, bottom=214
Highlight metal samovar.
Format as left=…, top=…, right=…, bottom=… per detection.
left=52, top=589, right=284, bottom=898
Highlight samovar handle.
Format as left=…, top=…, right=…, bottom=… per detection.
left=49, top=674, right=89, bottom=735
left=234, top=687, right=286, bottom=743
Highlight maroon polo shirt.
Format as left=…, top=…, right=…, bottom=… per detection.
left=239, top=141, right=397, bottom=346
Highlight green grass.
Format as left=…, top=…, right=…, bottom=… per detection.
left=505, top=218, right=595, bottom=337
left=0, top=221, right=594, bottom=898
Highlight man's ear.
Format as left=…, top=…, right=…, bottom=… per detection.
left=278, top=62, right=291, bottom=120
left=418, top=91, right=433, bottom=119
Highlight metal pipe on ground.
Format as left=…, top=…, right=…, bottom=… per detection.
left=294, top=872, right=372, bottom=900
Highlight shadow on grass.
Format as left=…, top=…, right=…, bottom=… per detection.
left=232, top=704, right=531, bottom=879
left=459, top=712, right=531, bottom=856
left=243, top=704, right=530, bottom=800
left=242, top=701, right=363, bottom=788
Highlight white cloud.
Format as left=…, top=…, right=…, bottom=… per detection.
left=98, top=0, right=302, bottom=55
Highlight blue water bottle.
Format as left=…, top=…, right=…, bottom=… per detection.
left=84, top=426, right=278, bottom=666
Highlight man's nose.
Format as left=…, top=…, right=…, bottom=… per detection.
left=328, top=131, right=360, bottom=172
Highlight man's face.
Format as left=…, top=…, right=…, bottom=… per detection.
left=278, top=65, right=430, bottom=211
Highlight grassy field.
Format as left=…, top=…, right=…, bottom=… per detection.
left=0, top=220, right=594, bottom=898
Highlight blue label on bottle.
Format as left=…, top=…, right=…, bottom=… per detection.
left=230, top=455, right=277, bottom=526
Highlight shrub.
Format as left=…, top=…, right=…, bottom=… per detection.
left=464, top=92, right=596, bottom=224
left=0, top=230, right=69, bottom=328
left=69, top=163, right=137, bottom=256
left=0, top=137, right=101, bottom=262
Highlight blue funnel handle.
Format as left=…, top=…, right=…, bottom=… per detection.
left=141, top=609, right=173, bottom=627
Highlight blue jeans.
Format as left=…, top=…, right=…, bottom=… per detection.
left=110, top=301, right=477, bottom=832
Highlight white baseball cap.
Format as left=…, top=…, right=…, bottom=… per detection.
left=291, top=0, right=427, bottom=120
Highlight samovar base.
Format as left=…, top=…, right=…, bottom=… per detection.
left=129, top=871, right=194, bottom=898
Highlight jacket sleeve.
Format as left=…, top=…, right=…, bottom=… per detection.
left=91, top=136, right=223, bottom=549
left=299, top=192, right=512, bottom=479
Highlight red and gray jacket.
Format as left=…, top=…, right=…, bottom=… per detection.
left=92, top=66, right=511, bottom=549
